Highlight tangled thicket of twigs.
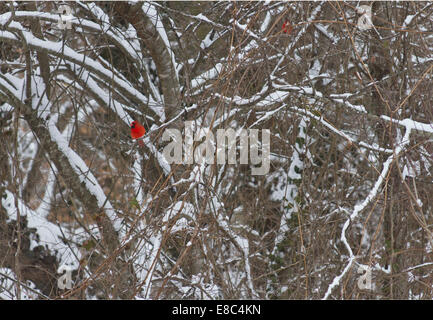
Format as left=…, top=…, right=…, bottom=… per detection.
left=0, top=1, right=432, bottom=299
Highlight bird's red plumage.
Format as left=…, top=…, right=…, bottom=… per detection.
left=130, top=121, right=146, bottom=140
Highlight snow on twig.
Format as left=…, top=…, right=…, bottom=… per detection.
left=322, top=122, right=414, bottom=299
left=143, top=2, right=180, bottom=83
left=0, top=25, right=165, bottom=121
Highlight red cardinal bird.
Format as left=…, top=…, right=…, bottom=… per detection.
left=282, top=21, right=293, bottom=34
left=130, top=120, right=146, bottom=147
